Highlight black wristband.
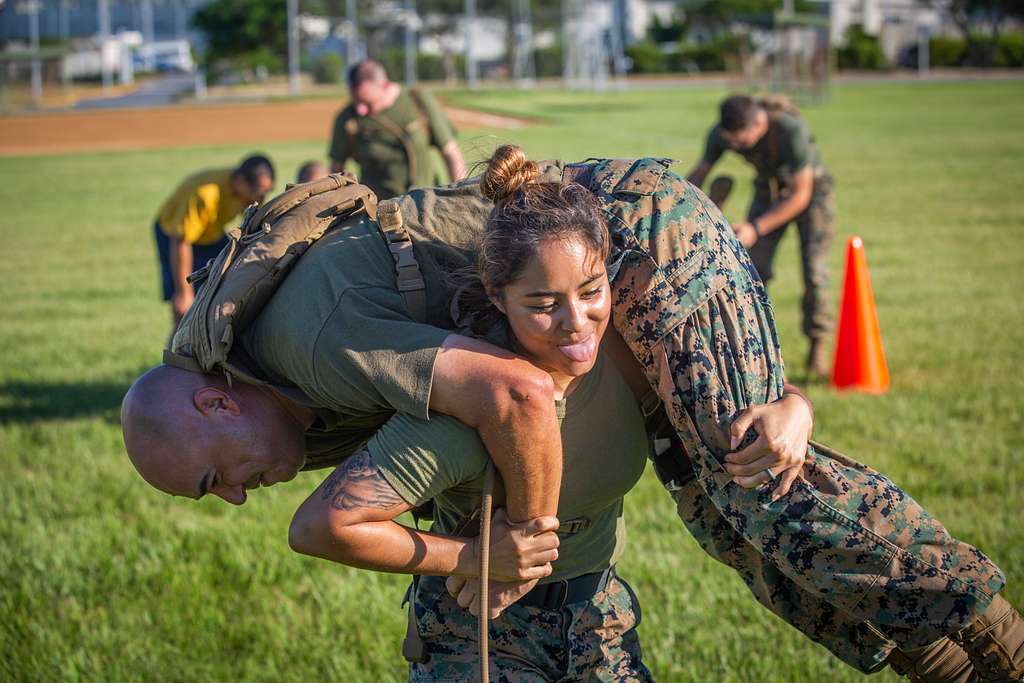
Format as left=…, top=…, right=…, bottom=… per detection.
left=751, top=219, right=762, bottom=237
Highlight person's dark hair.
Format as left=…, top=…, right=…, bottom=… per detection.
left=296, top=160, right=327, bottom=184
left=719, top=95, right=761, bottom=133
left=347, top=59, right=387, bottom=91
left=235, top=154, right=275, bottom=186
left=452, top=144, right=609, bottom=334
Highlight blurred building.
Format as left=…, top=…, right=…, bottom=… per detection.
left=826, top=0, right=956, bottom=62
left=0, top=0, right=199, bottom=44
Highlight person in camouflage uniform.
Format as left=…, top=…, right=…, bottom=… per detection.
left=687, top=95, right=836, bottom=379
left=554, top=154, right=1022, bottom=681
left=124, top=152, right=1022, bottom=680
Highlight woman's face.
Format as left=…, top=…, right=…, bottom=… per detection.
left=494, top=235, right=611, bottom=381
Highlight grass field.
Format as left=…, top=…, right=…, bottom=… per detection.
left=1, top=79, right=1023, bottom=682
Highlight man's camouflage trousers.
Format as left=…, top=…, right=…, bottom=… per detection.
left=406, top=573, right=653, bottom=682
left=569, top=157, right=1006, bottom=673
left=747, top=173, right=836, bottom=343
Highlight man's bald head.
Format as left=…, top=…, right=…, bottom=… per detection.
left=347, top=59, right=388, bottom=91
left=346, top=59, right=398, bottom=117
left=121, top=365, right=307, bottom=505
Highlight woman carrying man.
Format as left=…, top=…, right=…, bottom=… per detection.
left=291, top=146, right=1021, bottom=681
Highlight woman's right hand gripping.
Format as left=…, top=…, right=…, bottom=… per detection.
left=446, top=509, right=560, bottom=618
left=482, top=508, right=560, bottom=582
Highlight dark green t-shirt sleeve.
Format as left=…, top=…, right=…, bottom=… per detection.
left=701, top=124, right=726, bottom=166
left=416, top=90, right=456, bottom=150
left=328, top=110, right=352, bottom=164
left=781, top=116, right=812, bottom=173
left=367, top=411, right=488, bottom=507
left=312, top=286, right=451, bottom=420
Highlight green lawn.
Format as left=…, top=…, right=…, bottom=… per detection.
left=1, top=79, right=1022, bottom=682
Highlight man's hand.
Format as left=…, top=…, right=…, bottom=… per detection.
left=725, top=392, right=813, bottom=501
left=445, top=575, right=539, bottom=620
left=480, top=508, right=559, bottom=582
left=441, top=140, right=466, bottom=182
left=732, top=221, right=759, bottom=248
left=171, top=286, right=195, bottom=321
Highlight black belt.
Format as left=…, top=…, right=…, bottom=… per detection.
left=516, top=566, right=615, bottom=611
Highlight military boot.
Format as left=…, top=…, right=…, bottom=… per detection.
left=806, top=338, right=830, bottom=381
left=952, top=594, right=1024, bottom=681
left=885, top=637, right=978, bottom=682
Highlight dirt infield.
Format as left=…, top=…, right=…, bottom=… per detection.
left=0, top=99, right=529, bottom=157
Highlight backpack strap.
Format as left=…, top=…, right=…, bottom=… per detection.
left=407, top=87, right=432, bottom=139
left=761, top=113, right=782, bottom=202
left=163, top=348, right=205, bottom=375
left=344, top=116, right=359, bottom=152
left=376, top=200, right=427, bottom=324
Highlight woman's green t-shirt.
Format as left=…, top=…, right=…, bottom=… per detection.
left=368, top=351, right=649, bottom=583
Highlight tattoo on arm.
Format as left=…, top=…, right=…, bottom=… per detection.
left=320, top=449, right=405, bottom=512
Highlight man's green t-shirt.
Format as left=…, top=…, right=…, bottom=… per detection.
left=238, top=214, right=455, bottom=469
left=234, top=161, right=562, bottom=470
left=702, top=111, right=823, bottom=188
left=368, top=351, right=649, bottom=583
left=328, top=87, right=457, bottom=200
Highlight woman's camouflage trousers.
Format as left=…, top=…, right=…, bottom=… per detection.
left=406, top=573, right=653, bottom=682
left=568, top=157, right=1006, bottom=673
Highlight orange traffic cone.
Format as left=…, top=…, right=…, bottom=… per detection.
left=831, top=236, right=889, bottom=393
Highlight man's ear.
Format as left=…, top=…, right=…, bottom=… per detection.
left=193, top=387, right=241, bottom=417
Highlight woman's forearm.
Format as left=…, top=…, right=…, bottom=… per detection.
left=289, top=512, right=479, bottom=577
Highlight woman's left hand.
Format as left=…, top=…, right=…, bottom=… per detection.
left=724, top=388, right=814, bottom=502
left=445, top=575, right=537, bottom=619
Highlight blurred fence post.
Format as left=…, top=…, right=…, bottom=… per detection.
left=346, top=0, right=359, bottom=66
left=404, top=0, right=416, bottom=85
left=287, top=0, right=300, bottom=95
left=141, top=0, right=155, bottom=69
left=27, top=0, right=43, bottom=107
left=917, top=25, right=930, bottom=76
left=98, top=0, right=112, bottom=89
left=464, top=0, right=478, bottom=88
left=195, top=69, right=207, bottom=99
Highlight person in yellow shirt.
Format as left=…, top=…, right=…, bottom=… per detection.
left=154, top=155, right=275, bottom=335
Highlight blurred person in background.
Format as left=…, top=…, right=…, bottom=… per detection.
left=687, top=95, right=836, bottom=380
left=328, top=59, right=466, bottom=199
left=296, top=160, right=328, bottom=184
left=153, top=154, right=275, bottom=341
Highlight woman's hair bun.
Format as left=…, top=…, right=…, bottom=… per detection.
left=480, top=144, right=540, bottom=204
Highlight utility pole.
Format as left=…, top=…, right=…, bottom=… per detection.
left=464, top=0, right=478, bottom=88
left=287, top=0, right=300, bottom=95
left=59, top=0, right=71, bottom=41
left=27, top=0, right=43, bottom=106
left=346, top=0, right=359, bottom=66
left=175, top=0, right=188, bottom=41
left=98, top=0, right=112, bottom=89
left=141, top=0, right=155, bottom=69
left=511, top=0, right=535, bottom=87
left=404, top=0, right=416, bottom=85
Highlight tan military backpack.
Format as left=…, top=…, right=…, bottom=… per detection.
left=757, top=93, right=802, bottom=119
left=164, top=173, right=378, bottom=386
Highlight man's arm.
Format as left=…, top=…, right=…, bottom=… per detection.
left=731, top=165, right=814, bottom=248
left=288, top=449, right=558, bottom=581
left=167, top=236, right=194, bottom=322
left=430, top=334, right=561, bottom=523
left=328, top=112, right=351, bottom=175
left=686, top=160, right=713, bottom=190
left=440, top=140, right=466, bottom=183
